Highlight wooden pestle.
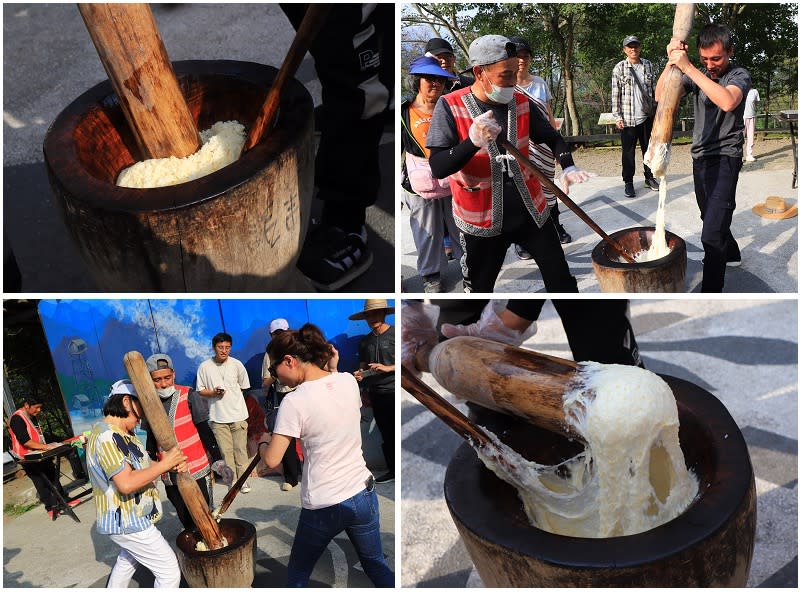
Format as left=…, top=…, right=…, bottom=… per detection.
left=78, top=4, right=201, bottom=159
left=415, top=336, right=585, bottom=440
left=644, top=3, right=695, bottom=177
left=244, top=5, right=331, bottom=151
left=124, top=351, right=225, bottom=550
left=214, top=452, right=261, bottom=520
left=497, top=138, right=636, bottom=263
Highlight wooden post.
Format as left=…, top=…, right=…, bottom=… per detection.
left=123, top=351, right=225, bottom=550
left=244, top=4, right=331, bottom=151
left=78, top=3, right=201, bottom=159
left=644, top=3, right=695, bottom=177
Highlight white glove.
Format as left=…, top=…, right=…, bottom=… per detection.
left=401, top=301, right=440, bottom=376
left=468, top=111, right=502, bottom=148
left=211, top=460, right=235, bottom=486
left=441, top=301, right=537, bottom=346
left=559, top=165, right=596, bottom=195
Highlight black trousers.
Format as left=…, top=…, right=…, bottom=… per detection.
left=693, top=155, right=742, bottom=292
left=24, top=459, right=66, bottom=511
left=462, top=217, right=578, bottom=293
left=506, top=299, right=642, bottom=367
left=621, top=118, right=654, bottom=182
left=165, top=473, right=211, bottom=531
left=370, top=391, right=394, bottom=472
left=281, top=4, right=393, bottom=230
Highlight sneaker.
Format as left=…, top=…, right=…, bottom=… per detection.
left=624, top=182, right=636, bottom=198
left=297, top=224, right=373, bottom=291
left=241, top=483, right=251, bottom=493
left=726, top=255, right=742, bottom=267
left=645, top=177, right=660, bottom=191
left=557, top=225, right=572, bottom=244
left=745, top=156, right=756, bottom=162
left=374, top=471, right=395, bottom=484
left=281, top=482, right=294, bottom=492
left=422, top=275, right=443, bottom=293
left=514, top=244, right=533, bottom=260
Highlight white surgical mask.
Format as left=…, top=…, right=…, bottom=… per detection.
left=480, top=72, right=515, bottom=104
left=156, top=386, right=177, bottom=400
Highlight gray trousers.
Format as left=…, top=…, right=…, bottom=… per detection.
left=402, top=189, right=463, bottom=277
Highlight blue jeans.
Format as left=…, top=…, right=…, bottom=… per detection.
left=287, top=486, right=394, bottom=587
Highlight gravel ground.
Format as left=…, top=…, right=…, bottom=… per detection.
left=571, top=136, right=795, bottom=176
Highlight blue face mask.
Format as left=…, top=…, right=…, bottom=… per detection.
left=480, top=71, right=515, bottom=104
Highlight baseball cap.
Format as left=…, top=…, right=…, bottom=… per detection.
left=109, top=379, right=138, bottom=398
left=469, top=35, right=517, bottom=66
left=425, top=37, right=454, bottom=56
left=623, top=35, right=641, bottom=46
left=145, top=353, right=174, bottom=373
left=409, top=56, right=458, bottom=79
left=270, top=318, right=289, bottom=334
left=507, top=36, right=532, bottom=54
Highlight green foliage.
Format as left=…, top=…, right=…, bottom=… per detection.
left=401, top=2, right=798, bottom=135
left=3, top=501, right=39, bottom=516
left=4, top=300, right=73, bottom=442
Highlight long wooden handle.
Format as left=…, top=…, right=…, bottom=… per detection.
left=497, top=138, right=636, bottom=263
left=646, top=3, right=695, bottom=177
left=418, top=336, right=584, bottom=440
left=244, top=4, right=331, bottom=151
left=215, top=452, right=261, bottom=519
left=78, top=3, right=200, bottom=159
left=124, top=351, right=224, bottom=549
left=401, top=366, right=493, bottom=448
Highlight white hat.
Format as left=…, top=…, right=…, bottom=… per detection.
left=108, top=379, right=137, bottom=398
left=269, top=318, right=289, bottom=333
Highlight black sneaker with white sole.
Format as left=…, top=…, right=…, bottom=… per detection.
left=297, top=225, right=373, bottom=291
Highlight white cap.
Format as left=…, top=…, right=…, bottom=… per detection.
left=269, top=318, right=289, bottom=334
left=109, top=379, right=137, bottom=398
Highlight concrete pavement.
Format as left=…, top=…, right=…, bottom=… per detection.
left=401, top=299, right=797, bottom=587
left=402, top=165, right=798, bottom=293
left=3, top=407, right=395, bottom=588
left=3, top=3, right=394, bottom=293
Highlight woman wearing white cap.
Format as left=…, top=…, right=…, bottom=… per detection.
left=85, top=380, right=187, bottom=588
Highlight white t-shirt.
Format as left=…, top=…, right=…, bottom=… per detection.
left=743, top=88, right=760, bottom=119
left=195, top=356, right=250, bottom=423
left=274, top=372, right=372, bottom=510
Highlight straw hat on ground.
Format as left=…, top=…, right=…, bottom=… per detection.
left=348, top=299, right=395, bottom=320
left=752, top=196, right=797, bottom=219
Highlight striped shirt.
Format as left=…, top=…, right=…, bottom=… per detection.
left=86, top=422, right=162, bottom=535
left=611, top=58, right=657, bottom=126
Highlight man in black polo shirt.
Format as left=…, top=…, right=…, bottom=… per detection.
left=656, top=23, right=751, bottom=292
left=350, top=299, right=395, bottom=484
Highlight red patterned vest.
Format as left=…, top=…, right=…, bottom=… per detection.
left=162, top=385, right=211, bottom=480
left=9, top=408, right=44, bottom=458
left=441, top=87, right=547, bottom=236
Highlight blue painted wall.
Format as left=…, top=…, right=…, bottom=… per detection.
left=38, top=299, right=394, bottom=435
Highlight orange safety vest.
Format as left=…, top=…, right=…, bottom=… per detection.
left=9, top=408, right=45, bottom=458
left=160, top=385, right=211, bottom=480
left=441, top=87, right=548, bottom=236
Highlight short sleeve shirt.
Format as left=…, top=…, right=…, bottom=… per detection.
left=683, top=64, right=751, bottom=158
left=196, top=357, right=250, bottom=423
left=357, top=325, right=395, bottom=394
left=262, top=351, right=293, bottom=394
left=523, top=75, right=552, bottom=104
left=86, top=422, right=163, bottom=535
left=274, top=372, right=372, bottom=510
left=743, top=88, right=760, bottom=118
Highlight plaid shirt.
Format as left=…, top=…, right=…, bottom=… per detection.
left=611, top=58, right=657, bottom=125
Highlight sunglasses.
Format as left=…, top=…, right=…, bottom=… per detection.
left=268, top=355, right=292, bottom=378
